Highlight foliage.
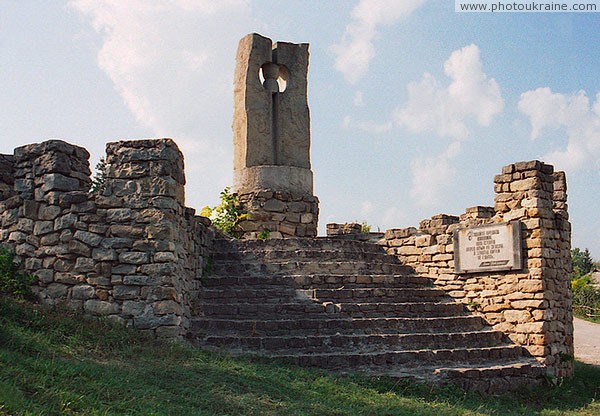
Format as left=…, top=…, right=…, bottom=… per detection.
left=0, top=247, right=35, bottom=300
left=2, top=297, right=600, bottom=415
left=360, top=221, right=372, bottom=233
left=201, top=187, right=249, bottom=238
left=257, top=230, right=270, bottom=240
left=90, top=157, right=107, bottom=194
left=573, top=284, right=600, bottom=323
left=571, top=247, right=599, bottom=323
left=572, top=248, right=595, bottom=279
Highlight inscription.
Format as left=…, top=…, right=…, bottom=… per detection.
left=455, top=222, right=522, bottom=273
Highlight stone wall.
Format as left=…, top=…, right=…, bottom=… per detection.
left=237, top=190, right=318, bottom=238
left=0, top=139, right=214, bottom=338
left=382, top=161, right=573, bottom=378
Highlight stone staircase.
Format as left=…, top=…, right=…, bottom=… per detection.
left=188, top=238, right=545, bottom=393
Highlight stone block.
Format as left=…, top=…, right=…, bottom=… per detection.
left=133, top=313, right=181, bottom=330
left=113, top=285, right=140, bottom=300
left=119, top=251, right=149, bottom=264
left=41, top=173, right=81, bottom=192
left=152, top=300, right=181, bottom=315
left=122, top=300, right=148, bottom=317
left=74, top=257, right=96, bottom=272
left=54, top=213, right=78, bottom=231
left=85, top=299, right=120, bottom=315
left=47, top=282, right=69, bottom=298
left=71, top=284, right=95, bottom=300
left=74, top=230, right=103, bottom=247
left=67, top=240, right=91, bottom=257
left=504, top=310, right=532, bottom=323
left=33, top=220, right=54, bottom=236
left=154, top=251, right=176, bottom=262
left=106, top=208, right=135, bottom=223
left=123, top=275, right=161, bottom=286
left=92, top=248, right=117, bottom=261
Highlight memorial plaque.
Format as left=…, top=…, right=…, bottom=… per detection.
left=454, top=221, right=522, bottom=273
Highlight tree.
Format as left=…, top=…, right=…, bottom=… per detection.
left=572, top=248, right=594, bottom=279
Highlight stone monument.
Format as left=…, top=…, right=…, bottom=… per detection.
left=232, top=33, right=318, bottom=238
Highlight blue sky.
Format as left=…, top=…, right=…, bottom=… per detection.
left=1, top=1, right=599, bottom=257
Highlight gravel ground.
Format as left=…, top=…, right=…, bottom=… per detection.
left=574, top=317, right=600, bottom=366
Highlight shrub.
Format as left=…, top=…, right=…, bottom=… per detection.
left=360, top=221, right=371, bottom=233
left=0, top=247, right=36, bottom=300
left=572, top=284, right=600, bottom=321
left=201, top=187, right=249, bottom=238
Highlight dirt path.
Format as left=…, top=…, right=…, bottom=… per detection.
left=574, top=317, right=600, bottom=366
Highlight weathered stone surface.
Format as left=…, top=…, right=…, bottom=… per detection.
left=123, top=275, right=161, bottom=286
left=71, top=284, right=95, bottom=300
left=381, top=160, right=573, bottom=379
left=85, top=300, right=119, bottom=315
left=41, top=173, right=81, bottom=193
left=92, top=248, right=117, bottom=261
left=119, top=252, right=149, bottom=264
left=113, top=285, right=140, bottom=300
left=74, top=257, right=95, bottom=272
left=73, top=230, right=103, bottom=247
left=33, top=221, right=54, bottom=236
left=54, top=213, right=78, bottom=231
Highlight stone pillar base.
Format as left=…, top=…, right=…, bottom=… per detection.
left=237, top=190, right=318, bottom=238
left=234, top=166, right=313, bottom=196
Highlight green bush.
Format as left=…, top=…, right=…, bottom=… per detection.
left=201, top=187, right=249, bottom=238
left=572, top=284, right=600, bottom=322
left=0, top=247, right=36, bottom=300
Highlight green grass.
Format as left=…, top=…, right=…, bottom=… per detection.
left=1, top=297, right=599, bottom=415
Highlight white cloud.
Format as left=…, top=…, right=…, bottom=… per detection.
left=358, top=120, right=393, bottom=134
left=360, top=200, right=375, bottom=217
left=341, top=115, right=352, bottom=129
left=518, top=88, right=600, bottom=172
left=353, top=91, right=364, bottom=106
left=332, top=0, right=426, bottom=84
left=410, top=141, right=461, bottom=206
left=394, top=44, right=504, bottom=141
left=69, top=0, right=256, bottom=207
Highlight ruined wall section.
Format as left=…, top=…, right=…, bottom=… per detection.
left=0, top=139, right=214, bottom=338
left=383, top=161, right=573, bottom=378
left=237, top=190, right=318, bottom=238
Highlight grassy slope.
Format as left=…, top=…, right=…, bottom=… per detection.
left=0, top=297, right=599, bottom=416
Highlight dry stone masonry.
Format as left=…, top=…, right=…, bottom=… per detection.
left=0, top=33, right=575, bottom=391
left=0, top=139, right=214, bottom=338
left=381, top=161, right=573, bottom=379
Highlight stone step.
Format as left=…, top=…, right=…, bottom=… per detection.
left=201, top=274, right=430, bottom=289
left=212, top=260, right=412, bottom=276
left=263, top=345, right=530, bottom=370
left=356, top=360, right=545, bottom=394
left=189, top=315, right=488, bottom=337
left=312, top=287, right=447, bottom=303
left=433, top=361, right=545, bottom=393
left=197, top=330, right=505, bottom=354
left=200, top=300, right=467, bottom=319
left=199, top=286, right=299, bottom=303
left=199, top=286, right=447, bottom=304
left=211, top=248, right=400, bottom=265
left=213, top=237, right=389, bottom=256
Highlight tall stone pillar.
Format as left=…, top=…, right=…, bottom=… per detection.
left=493, top=161, right=573, bottom=378
left=233, top=33, right=318, bottom=238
